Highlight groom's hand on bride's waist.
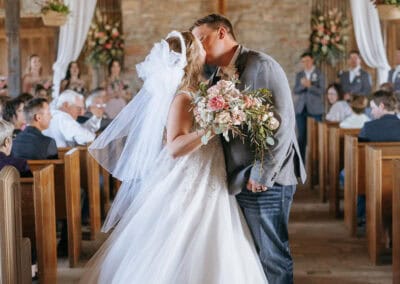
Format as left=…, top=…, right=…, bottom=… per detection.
left=246, top=179, right=267, bottom=193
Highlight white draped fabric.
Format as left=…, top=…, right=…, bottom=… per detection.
left=350, top=0, right=391, bottom=85
left=52, top=0, right=97, bottom=98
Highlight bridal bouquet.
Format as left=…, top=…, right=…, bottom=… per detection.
left=192, top=79, right=280, bottom=162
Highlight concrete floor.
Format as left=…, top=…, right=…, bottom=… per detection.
left=56, top=187, right=393, bottom=284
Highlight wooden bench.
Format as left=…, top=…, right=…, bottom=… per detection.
left=28, top=148, right=81, bottom=267
left=101, top=167, right=111, bottom=218
left=343, top=136, right=400, bottom=236
left=317, top=121, right=339, bottom=202
left=59, top=146, right=101, bottom=240
left=393, top=159, right=400, bottom=284
left=328, top=126, right=360, bottom=217
left=306, top=117, right=318, bottom=190
left=365, top=146, right=400, bottom=264
left=0, top=166, right=31, bottom=284
left=20, top=165, right=57, bottom=284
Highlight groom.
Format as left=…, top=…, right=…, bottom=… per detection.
left=191, top=14, right=306, bottom=283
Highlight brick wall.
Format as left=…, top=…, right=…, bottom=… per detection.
left=121, top=0, right=312, bottom=92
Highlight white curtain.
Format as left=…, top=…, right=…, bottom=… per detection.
left=52, top=0, right=97, bottom=98
left=350, top=0, right=391, bottom=85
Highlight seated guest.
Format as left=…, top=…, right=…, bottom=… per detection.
left=2, top=97, right=26, bottom=137
left=357, top=90, right=400, bottom=227
left=43, top=90, right=96, bottom=147
left=0, top=119, right=31, bottom=177
left=12, top=98, right=58, bottom=160
left=339, top=95, right=370, bottom=129
left=78, top=88, right=112, bottom=132
left=379, top=82, right=394, bottom=93
left=358, top=90, right=400, bottom=142
left=338, top=50, right=372, bottom=100
left=325, top=83, right=352, bottom=122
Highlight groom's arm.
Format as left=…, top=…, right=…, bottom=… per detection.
left=249, top=58, right=296, bottom=188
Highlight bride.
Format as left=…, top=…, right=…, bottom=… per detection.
left=80, top=31, right=268, bottom=284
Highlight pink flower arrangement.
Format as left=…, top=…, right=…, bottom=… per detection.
left=192, top=79, right=280, bottom=163
left=309, top=8, right=348, bottom=66
left=86, top=9, right=124, bottom=67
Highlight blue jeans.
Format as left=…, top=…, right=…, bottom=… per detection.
left=236, top=184, right=296, bottom=284
left=296, top=108, right=322, bottom=162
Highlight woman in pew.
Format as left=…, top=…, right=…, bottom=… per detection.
left=325, top=83, right=352, bottom=122
left=2, top=97, right=26, bottom=137
left=339, top=95, right=370, bottom=129
left=0, top=120, right=31, bottom=177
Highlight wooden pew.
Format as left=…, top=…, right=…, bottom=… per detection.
left=0, top=166, right=31, bottom=284
left=365, top=146, right=400, bottom=264
left=393, top=159, right=400, bottom=284
left=28, top=148, right=81, bottom=267
left=344, top=135, right=400, bottom=236
left=317, top=121, right=339, bottom=202
left=59, top=146, right=101, bottom=240
left=328, top=126, right=360, bottom=217
left=101, top=167, right=111, bottom=217
left=306, top=117, right=318, bottom=190
left=20, top=165, right=57, bottom=284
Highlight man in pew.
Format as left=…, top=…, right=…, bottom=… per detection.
left=77, top=88, right=112, bottom=132
left=12, top=98, right=58, bottom=160
left=44, top=90, right=95, bottom=147
left=357, top=90, right=400, bottom=228
left=358, top=90, right=400, bottom=142
left=0, top=119, right=31, bottom=176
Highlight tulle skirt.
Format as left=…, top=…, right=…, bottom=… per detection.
left=80, top=139, right=268, bottom=284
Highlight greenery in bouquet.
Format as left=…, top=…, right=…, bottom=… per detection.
left=192, top=79, right=280, bottom=165
left=309, top=8, right=348, bottom=66
left=36, top=0, right=70, bottom=15
left=86, top=9, right=124, bottom=67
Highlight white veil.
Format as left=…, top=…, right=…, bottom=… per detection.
left=89, top=31, right=187, bottom=231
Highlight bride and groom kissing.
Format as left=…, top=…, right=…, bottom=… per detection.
left=80, top=14, right=306, bottom=284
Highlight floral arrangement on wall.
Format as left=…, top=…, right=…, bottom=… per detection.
left=308, top=8, right=349, bottom=66
left=86, top=9, right=124, bottom=67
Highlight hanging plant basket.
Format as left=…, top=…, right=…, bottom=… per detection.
left=41, top=10, right=68, bottom=27
left=377, top=4, right=400, bottom=20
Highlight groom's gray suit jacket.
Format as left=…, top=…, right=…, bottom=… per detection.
left=211, top=46, right=306, bottom=195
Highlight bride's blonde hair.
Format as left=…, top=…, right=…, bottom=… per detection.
left=166, top=31, right=204, bottom=92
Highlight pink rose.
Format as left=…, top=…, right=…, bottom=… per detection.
left=207, top=95, right=225, bottom=111
left=104, top=42, right=112, bottom=49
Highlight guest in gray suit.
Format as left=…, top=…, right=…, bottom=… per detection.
left=338, top=50, right=372, bottom=99
left=388, top=66, right=400, bottom=92
left=192, top=14, right=306, bottom=284
left=293, top=52, right=325, bottom=161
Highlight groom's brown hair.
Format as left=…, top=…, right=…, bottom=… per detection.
left=190, top=14, right=236, bottom=40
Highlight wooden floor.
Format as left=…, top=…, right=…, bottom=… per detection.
left=56, top=186, right=392, bottom=283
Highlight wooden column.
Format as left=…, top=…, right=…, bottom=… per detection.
left=5, top=0, right=21, bottom=97
left=218, top=0, right=226, bottom=15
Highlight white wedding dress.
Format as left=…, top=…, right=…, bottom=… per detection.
left=80, top=137, right=268, bottom=283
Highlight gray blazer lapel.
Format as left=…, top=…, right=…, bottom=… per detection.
left=235, top=47, right=250, bottom=77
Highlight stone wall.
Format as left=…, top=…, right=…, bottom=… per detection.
left=121, top=0, right=312, bottom=92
